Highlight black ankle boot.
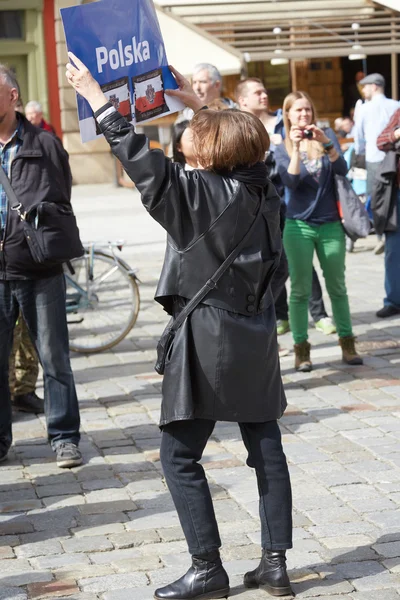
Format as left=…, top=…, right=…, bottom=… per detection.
left=243, top=549, right=293, bottom=597
left=154, top=550, right=230, bottom=599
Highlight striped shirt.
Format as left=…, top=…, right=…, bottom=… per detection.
left=0, top=119, right=22, bottom=237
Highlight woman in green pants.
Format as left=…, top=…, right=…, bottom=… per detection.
left=274, top=91, right=362, bottom=372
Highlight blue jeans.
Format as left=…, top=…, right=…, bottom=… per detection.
left=384, top=191, right=400, bottom=309
left=0, top=274, right=80, bottom=450
left=160, top=418, right=292, bottom=555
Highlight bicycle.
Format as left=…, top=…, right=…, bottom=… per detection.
left=64, top=242, right=140, bottom=353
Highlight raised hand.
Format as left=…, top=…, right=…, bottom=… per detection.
left=289, top=126, right=303, bottom=149
left=66, top=52, right=107, bottom=112
left=165, top=65, right=204, bottom=112
left=306, top=124, right=331, bottom=145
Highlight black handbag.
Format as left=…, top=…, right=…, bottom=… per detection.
left=371, top=150, right=399, bottom=235
left=0, top=167, right=84, bottom=265
left=155, top=196, right=265, bottom=375
left=334, top=174, right=371, bottom=242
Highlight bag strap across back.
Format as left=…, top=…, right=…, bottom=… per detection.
left=170, top=196, right=265, bottom=334
left=0, top=166, right=21, bottom=212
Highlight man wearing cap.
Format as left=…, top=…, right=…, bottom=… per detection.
left=354, top=73, right=399, bottom=198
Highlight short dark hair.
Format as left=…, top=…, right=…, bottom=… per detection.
left=172, top=120, right=190, bottom=166
left=190, top=108, right=270, bottom=171
left=235, top=77, right=264, bottom=102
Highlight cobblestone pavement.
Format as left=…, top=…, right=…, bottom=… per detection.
left=1, top=184, right=400, bottom=600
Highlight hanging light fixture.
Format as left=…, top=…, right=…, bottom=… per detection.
left=349, top=23, right=367, bottom=60
left=271, top=27, right=289, bottom=65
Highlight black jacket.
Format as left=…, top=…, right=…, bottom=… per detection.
left=99, top=110, right=286, bottom=426
left=100, top=111, right=282, bottom=317
left=1, top=113, right=72, bottom=280
left=371, top=149, right=399, bottom=235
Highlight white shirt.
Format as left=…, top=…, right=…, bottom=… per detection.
left=354, top=94, right=399, bottom=163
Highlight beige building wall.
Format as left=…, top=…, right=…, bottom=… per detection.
left=54, top=0, right=115, bottom=184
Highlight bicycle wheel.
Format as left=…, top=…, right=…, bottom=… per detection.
left=65, top=250, right=140, bottom=353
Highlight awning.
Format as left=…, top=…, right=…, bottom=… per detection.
left=156, top=0, right=400, bottom=62
left=155, top=6, right=243, bottom=76
left=375, top=0, right=399, bottom=10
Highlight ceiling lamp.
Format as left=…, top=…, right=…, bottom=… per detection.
left=349, top=46, right=367, bottom=60
left=349, top=24, right=366, bottom=60
left=271, top=49, right=289, bottom=66
left=271, top=27, right=289, bottom=66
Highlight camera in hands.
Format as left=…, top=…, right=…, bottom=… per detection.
left=301, top=129, right=313, bottom=140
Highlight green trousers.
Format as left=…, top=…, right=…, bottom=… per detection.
left=283, top=219, right=353, bottom=344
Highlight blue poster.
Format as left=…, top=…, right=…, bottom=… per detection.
left=61, top=0, right=184, bottom=142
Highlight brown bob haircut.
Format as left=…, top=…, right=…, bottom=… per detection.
left=190, top=108, right=270, bottom=171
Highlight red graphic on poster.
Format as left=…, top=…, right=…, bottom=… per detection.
left=100, top=76, right=132, bottom=121
left=132, top=68, right=169, bottom=122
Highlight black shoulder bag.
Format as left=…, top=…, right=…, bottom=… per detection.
left=0, top=167, right=84, bottom=265
left=155, top=196, right=265, bottom=375
left=334, top=174, right=371, bottom=242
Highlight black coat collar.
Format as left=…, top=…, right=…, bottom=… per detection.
left=16, top=112, right=43, bottom=157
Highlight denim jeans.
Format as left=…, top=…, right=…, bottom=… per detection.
left=0, top=274, right=80, bottom=450
left=308, top=267, right=329, bottom=323
left=384, top=191, right=400, bottom=309
left=160, top=418, right=292, bottom=555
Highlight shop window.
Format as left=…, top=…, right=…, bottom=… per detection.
left=248, top=61, right=290, bottom=109
left=0, top=11, right=23, bottom=39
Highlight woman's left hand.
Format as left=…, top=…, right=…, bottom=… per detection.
left=306, top=124, right=331, bottom=145
left=165, top=66, right=204, bottom=112
left=66, top=52, right=107, bottom=112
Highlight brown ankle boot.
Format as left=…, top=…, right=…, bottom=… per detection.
left=339, top=336, right=363, bottom=365
left=294, top=341, right=312, bottom=372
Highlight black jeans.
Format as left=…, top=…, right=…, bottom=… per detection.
left=0, top=274, right=80, bottom=450
left=366, top=161, right=382, bottom=198
left=308, top=267, right=328, bottom=322
left=273, top=250, right=327, bottom=323
left=160, top=418, right=292, bottom=555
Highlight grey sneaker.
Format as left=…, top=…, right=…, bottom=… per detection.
left=56, top=443, right=82, bottom=468
left=374, top=239, right=385, bottom=255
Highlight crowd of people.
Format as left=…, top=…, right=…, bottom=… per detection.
left=64, top=54, right=400, bottom=600
left=0, top=50, right=398, bottom=600
left=171, top=64, right=400, bottom=372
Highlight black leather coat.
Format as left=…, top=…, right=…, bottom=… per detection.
left=99, top=111, right=287, bottom=425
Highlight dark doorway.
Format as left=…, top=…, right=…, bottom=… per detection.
left=341, top=54, right=399, bottom=116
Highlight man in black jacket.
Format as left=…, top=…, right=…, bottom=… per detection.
left=0, top=65, right=81, bottom=468
left=375, top=108, right=400, bottom=318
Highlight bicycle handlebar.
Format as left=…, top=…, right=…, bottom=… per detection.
left=82, top=240, right=125, bottom=249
